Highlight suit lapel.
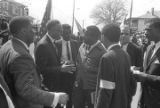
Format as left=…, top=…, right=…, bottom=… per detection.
left=147, top=47, right=160, bottom=70
left=46, top=35, right=59, bottom=58
left=55, top=39, right=62, bottom=59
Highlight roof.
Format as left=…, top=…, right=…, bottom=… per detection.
left=0, top=0, right=26, bottom=7
left=137, top=11, right=160, bottom=19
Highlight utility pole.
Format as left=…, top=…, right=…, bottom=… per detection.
left=71, top=0, right=75, bottom=34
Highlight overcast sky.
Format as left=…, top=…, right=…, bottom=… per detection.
left=15, top=0, right=160, bottom=27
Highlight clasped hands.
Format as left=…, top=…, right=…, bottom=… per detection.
left=58, top=92, right=69, bottom=106
left=61, top=62, right=76, bottom=73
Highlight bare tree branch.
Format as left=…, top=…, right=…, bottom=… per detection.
left=90, top=0, right=128, bottom=25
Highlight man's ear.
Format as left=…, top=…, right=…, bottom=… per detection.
left=20, top=28, right=26, bottom=34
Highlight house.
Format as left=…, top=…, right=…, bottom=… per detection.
left=0, top=0, right=29, bottom=19
left=126, top=8, right=160, bottom=32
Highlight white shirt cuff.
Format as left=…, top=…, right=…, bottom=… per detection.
left=51, top=92, right=60, bottom=108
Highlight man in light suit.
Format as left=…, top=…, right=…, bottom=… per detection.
left=132, top=19, right=160, bottom=108
left=35, top=20, right=75, bottom=108
left=95, top=24, right=136, bottom=108
left=0, top=16, right=68, bottom=108
left=73, top=26, right=106, bottom=108
left=56, top=24, right=79, bottom=108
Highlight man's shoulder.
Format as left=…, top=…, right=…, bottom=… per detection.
left=0, top=40, right=24, bottom=62
left=129, top=42, right=140, bottom=49
left=55, top=39, right=62, bottom=44
left=95, top=42, right=106, bottom=53
left=102, top=50, right=116, bottom=60
left=70, top=39, right=78, bottom=45
left=37, top=36, right=48, bottom=47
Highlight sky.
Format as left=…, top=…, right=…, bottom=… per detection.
left=15, top=0, right=160, bottom=28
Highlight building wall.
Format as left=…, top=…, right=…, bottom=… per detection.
left=0, top=0, right=28, bottom=18
left=138, top=19, right=145, bottom=31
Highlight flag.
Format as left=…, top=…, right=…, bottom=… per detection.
left=75, top=18, right=84, bottom=37
left=39, top=0, right=52, bottom=37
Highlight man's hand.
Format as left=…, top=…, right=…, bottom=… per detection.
left=60, top=64, right=76, bottom=73
left=58, top=93, right=69, bottom=106
left=132, top=70, right=147, bottom=82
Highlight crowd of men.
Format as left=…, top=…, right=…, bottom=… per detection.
left=0, top=16, right=160, bottom=108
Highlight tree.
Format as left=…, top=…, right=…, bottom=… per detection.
left=90, top=0, right=128, bottom=25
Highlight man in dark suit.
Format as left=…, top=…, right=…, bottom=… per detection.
left=0, top=17, right=68, bottom=108
left=35, top=20, right=75, bottom=92
left=132, top=20, right=160, bottom=108
left=95, top=24, right=136, bottom=108
left=56, top=24, right=79, bottom=108
left=73, top=26, right=106, bottom=108
left=0, top=73, right=14, bottom=108
left=121, top=33, right=143, bottom=68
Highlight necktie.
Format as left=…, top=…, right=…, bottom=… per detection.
left=66, top=42, right=70, bottom=60
left=53, top=40, right=58, bottom=55
left=146, top=44, right=155, bottom=65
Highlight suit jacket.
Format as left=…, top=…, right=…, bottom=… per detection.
left=35, top=34, right=61, bottom=91
left=76, top=41, right=106, bottom=90
left=0, top=73, right=13, bottom=108
left=126, top=42, right=143, bottom=67
left=142, top=46, right=160, bottom=108
left=96, top=45, right=136, bottom=108
left=0, top=38, right=55, bottom=108
left=56, top=39, right=79, bottom=91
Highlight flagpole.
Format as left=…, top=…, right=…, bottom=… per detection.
left=72, top=0, right=75, bottom=34
left=129, top=0, right=133, bottom=35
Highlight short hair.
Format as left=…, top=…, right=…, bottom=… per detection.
left=85, top=25, right=101, bottom=39
left=145, top=18, right=160, bottom=30
left=9, top=16, right=31, bottom=35
left=46, top=20, right=61, bottom=31
left=150, top=21, right=160, bottom=30
left=102, top=24, right=120, bottom=42
left=62, top=24, right=71, bottom=30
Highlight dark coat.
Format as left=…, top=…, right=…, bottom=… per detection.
left=96, top=45, right=136, bottom=108
left=126, top=42, right=143, bottom=67
left=56, top=39, right=79, bottom=91
left=35, top=34, right=61, bottom=91
left=142, top=47, right=160, bottom=108
left=0, top=38, right=54, bottom=108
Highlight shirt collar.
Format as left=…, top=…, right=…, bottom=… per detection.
left=108, top=42, right=120, bottom=51
left=154, top=41, right=160, bottom=52
left=14, top=38, right=29, bottom=50
left=47, top=33, right=55, bottom=43
left=89, top=40, right=101, bottom=50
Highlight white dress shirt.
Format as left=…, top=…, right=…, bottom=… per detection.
left=61, top=39, right=73, bottom=62
left=122, top=43, right=128, bottom=51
